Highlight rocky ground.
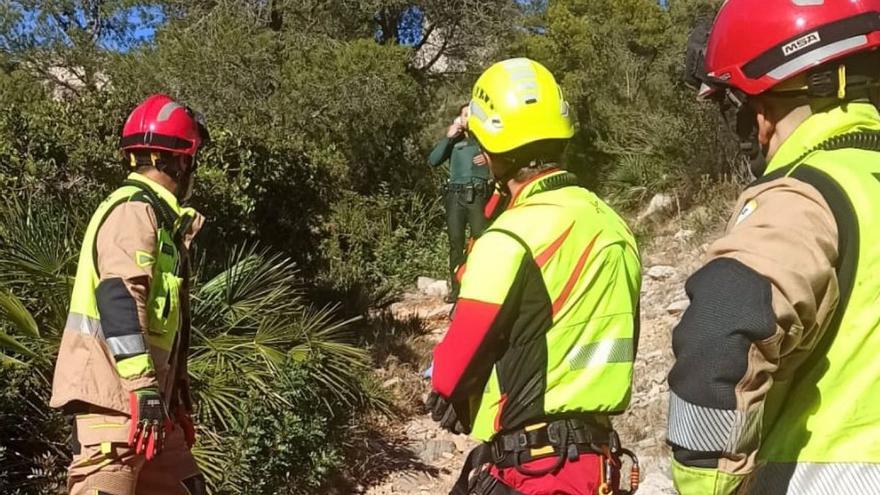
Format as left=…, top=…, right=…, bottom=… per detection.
left=359, top=226, right=719, bottom=495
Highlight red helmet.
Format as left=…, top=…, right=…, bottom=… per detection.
left=702, top=0, right=880, bottom=97
left=121, top=94, right=208, bottom=157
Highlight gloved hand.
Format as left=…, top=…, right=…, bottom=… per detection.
left=128, top=388, right=171, bottom=460
left=426, top=391, right=466, bottom=434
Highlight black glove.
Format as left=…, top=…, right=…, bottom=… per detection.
left=426, top=391, right=467, bottom=434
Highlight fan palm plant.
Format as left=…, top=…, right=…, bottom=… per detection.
left=0, top=196, right=82, bottom=494
left=0, top=195, right=381, bottom=493
left=190, top=244, right=373, bottom=427
left=0, top=290, right=40, bottom=365
left=0, top=196, right=81, bottom=364
left=188, top=245, right=381, bottom=492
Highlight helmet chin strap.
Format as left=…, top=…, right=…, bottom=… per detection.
left=741, top=135, right=768, bottom=178
left=128, top=152, right=196, bottom=203
left=178, top=167, right=196, bottom=203
left=715, top=90, right=768, bottom=178
left=734, top=103, right=768, bottom=177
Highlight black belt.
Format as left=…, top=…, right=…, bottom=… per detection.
left=446, top=180, right=492, bottom=192
left=451, top=417, right=619, bottom=495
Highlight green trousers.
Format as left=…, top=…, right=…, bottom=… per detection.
left=445, top=184, right=491, bottom=298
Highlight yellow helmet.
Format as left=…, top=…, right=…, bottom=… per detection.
left=468, top=58, right=574, bottom=155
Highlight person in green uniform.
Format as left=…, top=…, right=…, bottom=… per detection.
left=428, top=103, right=493, bottom=302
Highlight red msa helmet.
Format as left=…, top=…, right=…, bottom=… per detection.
left=696, top=0, right=880, bottom=98
left=121, top=94, right=209, bottom=158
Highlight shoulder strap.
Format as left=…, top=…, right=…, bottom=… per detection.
left=91, top=182, right=178, bottom=277
left=121, top=179, right=177, bottom=232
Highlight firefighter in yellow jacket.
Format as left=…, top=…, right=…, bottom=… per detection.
left=429, top=58, right=642, bottom=495
left=51, top=94, right=209, bottom=495
left=669, top=1, right=880, bottom=493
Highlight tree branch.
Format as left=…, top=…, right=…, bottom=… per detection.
left=412, top=22, right=436, bottom=52
left=24, top=56, right=84, bottom=97
left=413, top=19, right=457, bottom=74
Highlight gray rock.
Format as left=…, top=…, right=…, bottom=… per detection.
left=417, top=276, right=437, bottom=292
left=413, top=439, right=457, bottom=464
left=638, top=194, right=675, bottom=223
left=647, top=265, right=676, bottom=280
left=674, top=229, right=695, bottom=242
left=424, top=280, right=449, bottom=299
left=392, top=472, right=434, bottom=492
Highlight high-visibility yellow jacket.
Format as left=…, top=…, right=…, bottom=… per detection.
left=669, top=102, right=880, bottom=494
left=432, top=169, right=642, bottom=442
left=51, top=173, right=202, bottom=414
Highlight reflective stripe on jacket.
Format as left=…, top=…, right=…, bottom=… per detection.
left=669, top=103, right=880, bottom=494
left=51, top=173, right=203, bottom=414
left=432, top=169, right=642, bottom=442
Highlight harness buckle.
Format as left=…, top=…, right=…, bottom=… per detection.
left=546, top=421, right=562, bottom=445
left=609, top=430, right=622, bottom=455
left=515, top=432, right=528, bottom=451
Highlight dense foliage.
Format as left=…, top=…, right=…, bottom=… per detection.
left=0, top=195, right=378, bottom=493
left=0, top=0, right=738, bottom=492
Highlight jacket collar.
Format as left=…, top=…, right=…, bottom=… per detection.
left=509, top=168, right=578, bottom=208
left=765, top=102, right=880, bottom=175
left=128, top=173, right=183, bottom=214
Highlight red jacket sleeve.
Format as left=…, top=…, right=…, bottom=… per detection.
left=432, top=230, right=527, bottom=400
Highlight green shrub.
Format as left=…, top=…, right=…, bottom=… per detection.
left=0, top=196, right=381, bottom=494
left=316, top=188, right=447, bottom=313
left=203, top=361, right=347, bottom=494
left=0, top=366, right=69, bottom=495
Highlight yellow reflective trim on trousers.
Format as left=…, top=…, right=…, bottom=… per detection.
left=72, top=454, right=112, bottom=469
left=672, top=459, right=744, bottom=495
left=115, top=353, right=154, bottom=378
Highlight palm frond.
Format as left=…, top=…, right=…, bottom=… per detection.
left=0, top=198, right=81, bottom=287
left=191, top=429, right=246, bottom=493
left=190, top=246, right=375, bottom=434
left=0, top=353, right=27, bottom=366
left=0, top=331, right=37, bottom=360
left=0, top=290, right=40, bottom=338
left=0, top=197, right=82, bottom=339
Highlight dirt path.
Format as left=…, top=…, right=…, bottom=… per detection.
left=361, top=230, right=715, bottom=495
